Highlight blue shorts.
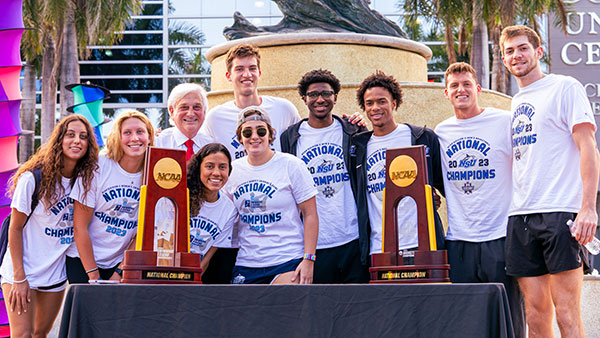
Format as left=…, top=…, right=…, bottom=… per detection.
left=231, top=258, right=302, bottom=284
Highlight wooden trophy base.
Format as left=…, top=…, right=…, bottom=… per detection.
left=121, top=250, right=203, bottom=284
left=369, top=250, right=450, bottom=284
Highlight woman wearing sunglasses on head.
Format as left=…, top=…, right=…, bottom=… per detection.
left=225, top=106, right=318, bottom=284
left=67, top=110, right=154, bottom=283
left=187, top=143, right=237, bottom=283
left=0, top=115, right=98, bottom=337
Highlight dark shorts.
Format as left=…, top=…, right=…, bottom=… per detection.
left=447, top=238, right=525, bottom=338
left=506, top=212, right=588, bottom=277
left=231, top=258, right=302, bottom=284
left=66, top=256, right=119, bottom=283
left=202, top=248, right=238, bottom=284
left=314, top=239, right=369, bottom=284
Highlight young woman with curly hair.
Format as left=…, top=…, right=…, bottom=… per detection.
left=67, top=110, right=154, bottom=283
left=186, top=143, right=237, bottom=283
left=0, top=115, right=99, bottom=337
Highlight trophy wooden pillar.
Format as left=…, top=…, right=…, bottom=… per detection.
left=122, top=147, right=202, bottom=284
left=370, top=145, right=450, bottom=283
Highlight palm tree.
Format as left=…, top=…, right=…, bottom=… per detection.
left=168, top=20, right=209, bottom=89
left=59, top=0, right=144, bottom=118
left=29, top=0, right=143, bottom=143
left=20, top=0, right=44, bottom=160
left=470, top=1, right=489, bottom=88
left=403, top=0, right=467, bottom=65
left=401, top=0, right=570, bottom=93
left=77, top=2, right=208, bottom=129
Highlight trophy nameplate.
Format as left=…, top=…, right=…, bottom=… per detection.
left=369, top=145, right=450, bottom=283
left=121, top=147, right=202, bottom=284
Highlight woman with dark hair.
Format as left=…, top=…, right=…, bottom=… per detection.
left=68, top=110, right=154, bottom=283
left=187, top=143, right=237, bottom=283
left=0, top=115, right=99, bottom=337
left=226, top=106, right=318, bottom=284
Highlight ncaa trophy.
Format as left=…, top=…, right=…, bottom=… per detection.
left=369, top=145, right=450, bottom=283
left=121, top=147, right=202, bottom=284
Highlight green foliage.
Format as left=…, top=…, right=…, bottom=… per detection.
left=168, top=20, right=210, bottom=90
left=73, top=0, right=143, bottom=59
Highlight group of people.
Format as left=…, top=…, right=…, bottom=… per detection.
left=0, top=24, right=597, bottom=338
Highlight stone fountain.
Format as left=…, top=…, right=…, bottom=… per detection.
left=205, top=0, right=510, bottom=127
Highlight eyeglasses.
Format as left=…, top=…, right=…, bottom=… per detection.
left=242, top=127, right=268, bottom=138
left=306, top=90, right=334, bottom=98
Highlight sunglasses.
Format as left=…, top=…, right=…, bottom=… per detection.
left=242, top=127, right=268, bottom=138
left=306, top=90, right=334, bottom=98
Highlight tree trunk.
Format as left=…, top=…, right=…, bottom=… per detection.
left=490, top=26, right=507, bottom=94
left=444, top=23, right=457, bottom=65
left=505, top=68, right=513, bottom=96
left=19, top=59, right=36, bottom=162
left=491, top=46, right=506, bottom=93
left=41, top=34, right=57, bottom=144
left=60, top=6, right=79, bottom=119
left=470, top=1, right=490, bottom=89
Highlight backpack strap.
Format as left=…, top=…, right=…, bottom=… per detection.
left=24, top=168, right=42, bottom=225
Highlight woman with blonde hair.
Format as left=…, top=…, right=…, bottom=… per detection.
left=67, top=110, right=154, bottom=283
left=0, top=115, right=98, bottom=337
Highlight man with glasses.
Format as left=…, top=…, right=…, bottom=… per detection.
left=280, top=69, right=369, bottom=283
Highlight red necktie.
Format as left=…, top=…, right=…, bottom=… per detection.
left=185, top=139, right=194, bottom=162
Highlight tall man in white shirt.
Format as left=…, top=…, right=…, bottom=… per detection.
left=501, top=25, right=600, bottom=338
left=280, top=69, right=369, bottom=283
left=155, top=83, right=213, bottom=160
left=199, top=44, right=302, bottom=282
left=435, top=62, right=524, bottom=337
left=201, top=44, right=301, bottom=159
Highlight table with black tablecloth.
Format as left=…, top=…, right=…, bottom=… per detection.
left=58, top=283, right=514, bottom=338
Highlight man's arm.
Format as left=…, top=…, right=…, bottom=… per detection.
left=572, top=122, right=600, bottom=245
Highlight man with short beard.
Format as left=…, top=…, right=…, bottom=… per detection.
left=501, top=25, right=599, bottom=338
left=280, top=69, right=368, bottom=283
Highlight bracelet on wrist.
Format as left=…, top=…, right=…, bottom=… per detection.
left=114, top=267, right=123, bottom=277
left=86, top=267, right=99, bottom=274
left=303, top=253, right=316, bottom=262
left=13, top=277, right=27, bottom=284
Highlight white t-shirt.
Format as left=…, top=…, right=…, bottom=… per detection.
left=154, top=126, right=214, bottom=153
left=201, top=96, right=300, bottom=160
left=510, top=74, right=596, bottom=215
left=295, top=120, right=359, bottom=249
left=0, top=172, right=73, bottom=287
left=365, top=124, right=414, bottom=254
left=225, top=152, right=317, bottom=268
left=69, top=154, right=142, bottom=268
left=435, top=108, right=512, bottom=242
left=153, top=127, right=214, bottom=252
left=189, top=194, right=237, bottom=255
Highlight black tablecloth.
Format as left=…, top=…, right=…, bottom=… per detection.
left=58, top=283, right=514, bottom=338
